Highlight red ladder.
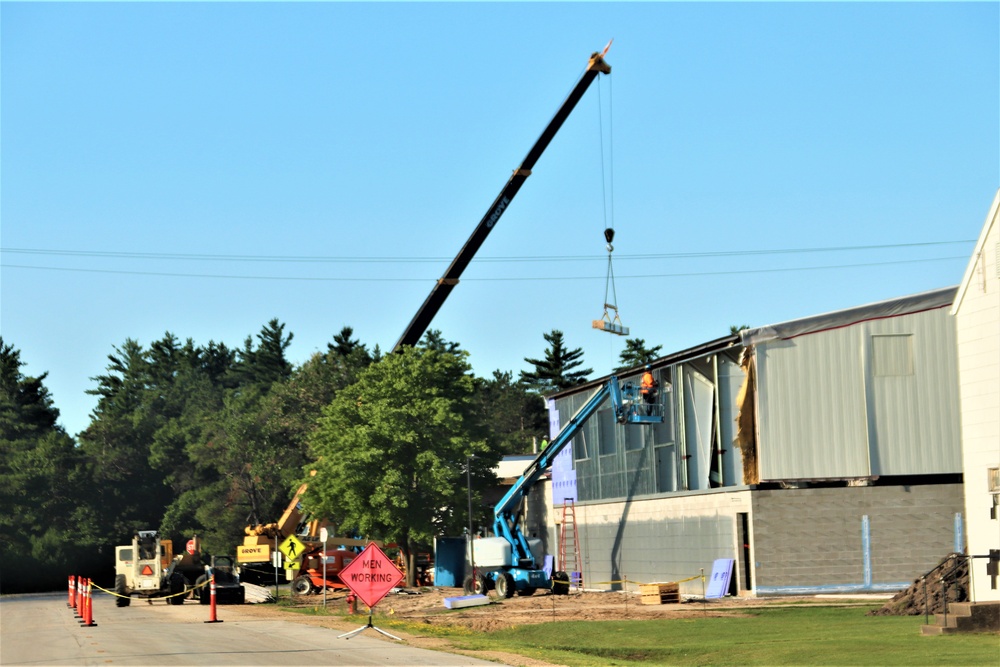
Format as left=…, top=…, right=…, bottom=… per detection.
left=559, top=499, right=582, bottom=589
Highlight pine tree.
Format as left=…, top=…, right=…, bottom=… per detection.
left=519, top=330, right=592, bottom=392
left=616, top=338, right=663, bottom=372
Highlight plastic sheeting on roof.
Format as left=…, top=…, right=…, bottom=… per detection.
left=739, top=286, right=958, bottom=347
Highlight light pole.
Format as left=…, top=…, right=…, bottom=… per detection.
left=466, top=455, right=475, bottom=591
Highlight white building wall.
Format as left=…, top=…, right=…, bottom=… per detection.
left=952, top=190, right=1000, bottom=602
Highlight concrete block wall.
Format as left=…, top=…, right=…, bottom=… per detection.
left=752, top=483, right=964, bottom=593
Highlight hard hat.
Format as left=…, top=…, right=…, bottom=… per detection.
left=645, top=364, right=652, bottom=370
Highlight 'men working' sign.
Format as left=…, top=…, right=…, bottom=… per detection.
left=337, top=542, right=404, bottom=608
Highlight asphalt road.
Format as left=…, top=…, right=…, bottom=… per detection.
left=0, top=593, right=503, bottom=666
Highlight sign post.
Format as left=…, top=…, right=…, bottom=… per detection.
left=320, top=527, right=329, bottom=608
left=336, top=543, right=404, bottom=640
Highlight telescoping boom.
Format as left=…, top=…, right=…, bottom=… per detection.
left=392, top=44, right=613, bottom=352
left=466, top=375, right=663, bottom=597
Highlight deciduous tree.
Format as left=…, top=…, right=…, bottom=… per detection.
left=304, top=345, right=498, bottom=586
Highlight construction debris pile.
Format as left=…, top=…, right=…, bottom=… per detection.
left=868, top=553, right=969, bottom=616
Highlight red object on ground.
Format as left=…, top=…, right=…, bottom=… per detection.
left=204, top=575, right=223, bottom=623
left=337, top=543, right=403, bottom=609
left=68, top=575, right=75, bottom=608
left=84, top=579, right=94, bottom=627
left=347, top=593, right=356, bottom=615
left=74, top=578, right=82, bottom=617
left=299, top=548, right=354, bottom=591
left=78, top=578, right=94, bottom=627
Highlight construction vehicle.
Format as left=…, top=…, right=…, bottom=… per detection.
left=464, top=377, right=663, bottom=597
left=114, top=530, right=187, bottom=606
left=194, top=555, right=245, bottom=604
left=241, top=481, right=379, bottom=588
left=290, top=548, right=356, bottom=595
left=238, top=483, right=315, bottom=583
left=392, top=43, right=612, bottom=352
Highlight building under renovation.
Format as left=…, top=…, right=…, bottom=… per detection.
left=544, top=286, right=964, bottom=596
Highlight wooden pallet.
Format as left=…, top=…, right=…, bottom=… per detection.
left=639, top=582, right=679, bottom=605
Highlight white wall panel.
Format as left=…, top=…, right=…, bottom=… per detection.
left=757, top=330, right=870, bottom=480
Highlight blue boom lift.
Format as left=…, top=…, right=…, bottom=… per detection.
left=465, top=377, right=663, bottom=597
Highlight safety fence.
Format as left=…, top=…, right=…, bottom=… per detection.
left=67, top=574, right=225, bottom=626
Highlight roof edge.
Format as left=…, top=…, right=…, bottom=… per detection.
left=950, top=187, right=1000, bottom=315
left=739, top=286, right=958, bottom=347
left=545, top=334, right=739, bottom=399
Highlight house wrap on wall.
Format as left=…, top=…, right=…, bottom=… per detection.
left=545, top=286, right=963, bottom=595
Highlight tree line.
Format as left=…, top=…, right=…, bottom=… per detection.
left=0, top=325, right=662, bottom=591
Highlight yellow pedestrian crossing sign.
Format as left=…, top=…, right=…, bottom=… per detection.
left=279, top=535, right=306, bottom=563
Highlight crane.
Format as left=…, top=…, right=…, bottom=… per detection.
left=392, top=43, right=613, bottom=352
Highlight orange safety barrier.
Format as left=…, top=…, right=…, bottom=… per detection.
left=74, top=577, right=83, bottom=618
left=204, top=575, right=222, bottom=624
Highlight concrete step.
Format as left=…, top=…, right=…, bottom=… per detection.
left=924, top=602, right=1000, bottom=635
left=933, top=613, right=959, bottom=628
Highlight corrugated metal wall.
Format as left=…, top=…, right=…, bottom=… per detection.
left=756, top=305, right=961, bottom=481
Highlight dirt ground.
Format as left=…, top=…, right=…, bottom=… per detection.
left=233, top=586, right=873, bottom=667
left=247, top=586, right=793, bottom=630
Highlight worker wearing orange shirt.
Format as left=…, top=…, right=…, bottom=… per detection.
left=640, top=365, right=658, bottom=415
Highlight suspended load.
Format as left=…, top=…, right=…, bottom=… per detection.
left=593, top=227, right=629, bottom=335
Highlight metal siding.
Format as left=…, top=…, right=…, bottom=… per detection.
left=757, top=331, right=870, bottom=480
left=864, top=309, right=962, bottom=475
left=683, top=367, right=715, bottom=489
left=717, top=355, right=746, bottom=486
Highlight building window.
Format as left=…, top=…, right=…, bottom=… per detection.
left=872, top=334, right=914, bottom=376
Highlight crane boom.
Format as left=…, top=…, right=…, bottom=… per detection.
left=392, top=49, right=612, bottom=352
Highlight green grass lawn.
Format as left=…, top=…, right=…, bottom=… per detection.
left=380, top=606, right=1000, bottom=667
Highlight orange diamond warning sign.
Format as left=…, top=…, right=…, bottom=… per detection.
left=337, top=542, right=403, bottom=608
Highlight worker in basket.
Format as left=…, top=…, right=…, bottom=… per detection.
left=640, top=365, right=658, bottom=415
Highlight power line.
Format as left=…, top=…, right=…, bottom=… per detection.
left=1, top=256, right=968, bottom=283
left=0, top=240, right=975, bottom=264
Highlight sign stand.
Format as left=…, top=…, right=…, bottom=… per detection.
left=338, top=612, right=402, bottom=641
left=335, top=542, right=404, bottom=641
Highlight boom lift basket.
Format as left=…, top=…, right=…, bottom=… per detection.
left=620, top=380, right=664, bottom=423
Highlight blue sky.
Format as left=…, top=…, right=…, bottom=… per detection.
left=2, top=2, right=998, bottom=437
